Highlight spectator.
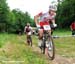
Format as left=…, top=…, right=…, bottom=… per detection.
left=70, top=21, right=75, bottom=35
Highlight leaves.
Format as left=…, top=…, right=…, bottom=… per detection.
left=0, top=0, right=35, bottom=33
left=56, top=0, right=75, bottom=28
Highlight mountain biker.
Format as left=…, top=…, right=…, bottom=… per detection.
left=24, top=23, right=33, bottom=46
left=34, top=4, right=57, bottom=48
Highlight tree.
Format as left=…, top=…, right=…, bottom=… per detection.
left=0, top=0, right=35, bottom=33
left=0, top=0, right=9, bottom=32
left=7, top=9, right=34, bottom=33
left=56, top=0, right=75, bottom=28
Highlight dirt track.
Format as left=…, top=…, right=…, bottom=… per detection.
left=32, top=45, right=75, bottom=64
left=0, top=37, right=75, bottom=64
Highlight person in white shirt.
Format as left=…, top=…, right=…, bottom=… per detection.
left=24, top=23, right=33, bottom=46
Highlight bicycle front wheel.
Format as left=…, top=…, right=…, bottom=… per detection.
left=47, top=36, right=55, bottom=60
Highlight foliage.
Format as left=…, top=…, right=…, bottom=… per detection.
left=1, top=0, right=75, bottom=33
left=56, top=0, right=75, bottom=28
left=7, top=9, right=35, bottom=33
left=0, top=0, right=35, bottom=33
left=0, top=0, right=9, bottom=32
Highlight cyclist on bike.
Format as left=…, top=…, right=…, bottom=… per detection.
left=24, top=23, right=33, bottom=46
left=34, top=4, right=57, bottom=48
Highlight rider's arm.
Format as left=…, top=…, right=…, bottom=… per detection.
left=52, top=19, right=55, bottom=24
left=30, top=26, right=33, bottom=33
left=51, top=13, right=56, bottom=23
left=70, top=23, right=73, bottom=31
left=24, top=26, right=26, bottom=33
left=34, top=12, right=42, bottom=25
left=51, top=13, right=57, bottom=27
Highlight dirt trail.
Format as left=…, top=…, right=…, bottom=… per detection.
left=52, top=55, right=75, bottom=64
left=0, top=36, right=74, bottom=64
left=32, top=45, right=75, bottom=64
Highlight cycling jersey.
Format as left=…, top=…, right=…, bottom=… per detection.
left=71, top=22, right=75, bottom=30
left=24, top=26, right=32, bottom=35
left=38, top=12, right=56, bottom=27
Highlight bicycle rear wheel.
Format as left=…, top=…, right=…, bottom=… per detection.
left=47, top=36, right=55, bottom=60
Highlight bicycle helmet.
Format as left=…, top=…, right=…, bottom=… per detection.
left=49, top=4, right=57, bottom=11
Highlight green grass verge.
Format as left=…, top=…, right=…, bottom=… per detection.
left=53, top=29, right=71, bottom=36
left=0, top=34, right=48, bottom=64
left=0, top=30, right=75, bottom=64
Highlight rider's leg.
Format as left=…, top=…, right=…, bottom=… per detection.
left=45, top=30, right=52, bottom=55
left=38, top=29, right=43, bottom=39
left=51, top=29, right=53, bottom=35
left=27, top=35, right=32, bottom=46
left=38, top=29, right=43, bottom=47
left=27, top=35, right=30, bottom=45
left=30, top=35, right=32, bottom=46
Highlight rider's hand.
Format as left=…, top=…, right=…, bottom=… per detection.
left=36, top=24, right=40, bottom=28
left=53, top=23, right=57, bottom=27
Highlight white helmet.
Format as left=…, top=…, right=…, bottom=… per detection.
left=49, top=4, right=57, bottom=11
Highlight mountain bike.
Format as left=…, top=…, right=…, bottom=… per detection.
left=41, top=25, right=55, bottom=60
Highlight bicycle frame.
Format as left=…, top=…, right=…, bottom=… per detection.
left=41, top=30, right=55, bottom=60
left=42, top=30, right=50, bottom=53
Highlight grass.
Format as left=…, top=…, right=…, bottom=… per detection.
left=54, top=37, right=75, bottom=58
left=0, top=34, right=48, bottom=64
left=0, top=33, right=9, bottom=47
left=0, top=30, right=75, bottom=64
left=53, top=29, right=75, bottom=57
left=53, top=29, right=72, bottom=36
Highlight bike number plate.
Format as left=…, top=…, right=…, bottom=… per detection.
left=43, top=25, right=51, bottom=30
